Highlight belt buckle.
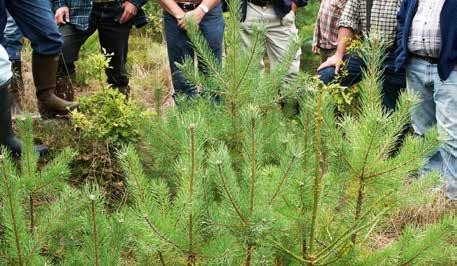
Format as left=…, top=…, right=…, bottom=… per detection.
left=182, top=3, right=196, bottom=10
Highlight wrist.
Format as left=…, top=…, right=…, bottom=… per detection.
left=198, top=3, right=209, bottom=14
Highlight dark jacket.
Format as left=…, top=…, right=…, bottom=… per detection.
left=241, top=0, right=308, bottom=21
left=52, top=0, right=148, bottom=31
left=395, top=0, right=457, bottom=80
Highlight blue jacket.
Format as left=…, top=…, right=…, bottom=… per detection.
left=241, top=0, right=308, bottom=21
left=395, top=0, right=457, bottom=80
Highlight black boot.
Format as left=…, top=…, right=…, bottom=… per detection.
left=0, top=81, right=48, bottom=156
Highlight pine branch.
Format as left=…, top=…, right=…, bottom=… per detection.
left=0, top=154, right=23, bottom=266
left=249, top=115, right=257, bottom=215
left=269, top=155, right=297, bottom=205
left=216, top=163, right=248, bottom=224
left=90, top=195, right=100, bottom=266
left=188, top=124, right=196, bottom=266
left=144, top=215, right=187, bottom=255
left=308, top=89, right=325, bottom=263
left=352, top=123, right=379, bottom=245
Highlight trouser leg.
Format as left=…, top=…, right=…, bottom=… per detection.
left=3, top=11, right=23, bottom=61
left=432, top=66, right=457, bottom=200
left=163, top=12, right=196, bottom=97
left=197, top=3, right=224, bottom=100
left=58, top=24, right=93, bottom=101
left=264, top=9, right=301, bottom=83
left=93, top=3, right=131, bottom=95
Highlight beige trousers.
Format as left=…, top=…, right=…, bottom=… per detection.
left=241, top=3, right=302, bottom=82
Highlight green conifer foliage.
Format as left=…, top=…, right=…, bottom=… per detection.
left=119, top=6, right=456, bottom=265
left=0, top=116, right=75, bottom=265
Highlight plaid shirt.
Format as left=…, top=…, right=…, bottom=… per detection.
left=408, top=0, right=445, bottom=58
left=338, top=0, right=401, bottom=46
left=52, top=0, right=148, bottom=31
left=313, top=0, right=347, bottom=50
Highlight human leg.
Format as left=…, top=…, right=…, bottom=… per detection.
left=163, top=11, right=197, bottom=97
left=57, top=24, right=94, bottom=101
left=6, top=0, right=77, bottom=117
left=432, top=66, right=457, bottom=200
left=92, top=3, right=131, bottom=95
left=0, top=45, right=47, bottom=155
left=3, top=12, right=24, bottom=116
left=264, top=10, right=301, bottom=83
left=406, top=58, right=440, bottom=173
left=318, top=54, right=364, bottom=86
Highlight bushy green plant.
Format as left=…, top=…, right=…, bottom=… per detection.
left=71, top=89, right=153, bottom=145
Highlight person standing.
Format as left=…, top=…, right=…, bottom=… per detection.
left=312, top=0, right=347, bottom=62
left=3, top=11, right=24, bottom=116
left=317, top=0, right=405, bottom=111
left=53, top=0, right=149, bottom=99
left=1, top=0, right=78, bottom=119
left=396, top=0, right=457, bottom=200
left=241, top=0, right=307, bottom=83
left=159, top=0, right=224, bottom=98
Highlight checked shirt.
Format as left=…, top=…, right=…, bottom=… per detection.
left=52, top=0, right=148, bottom=31
left=339, top=0, right=401, bottom=46
left=313, top=0, right=347, bottom=50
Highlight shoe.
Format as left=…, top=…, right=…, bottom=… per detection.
left=10, top=60, right=23, bottom=117
left=0, top=81, right=48, bottom=156
left=32, top=53, right=78, bottom=118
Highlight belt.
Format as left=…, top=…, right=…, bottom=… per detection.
left=176, top=2, right=201, bottom=11
left=414, top=54, right=439, bottom=65
left=249, top=0, right=273, bottom=7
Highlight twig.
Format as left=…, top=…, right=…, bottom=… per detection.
left=269, top=155, right=297, bottom=205
left=90, top=196, right=100, bottom=266
left=188, top=124, right=196, bottom=266
left=216, top=164, right=248, bottom=225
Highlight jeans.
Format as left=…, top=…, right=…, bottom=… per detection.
left=318, top=52, right=406, bottom=111
left=58, top=2, right=131, bottom=88
left=406, top=57, right=457, bottom=200
left=0, top=44, right=11, bottom=85
left=0, top=0, right=62, bottom=55
left=3, top=11, right=23, bottom=61
left=163, top=4, right=224, bottom=97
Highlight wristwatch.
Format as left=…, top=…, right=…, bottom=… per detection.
left=198, top=4, right=209, bottom=13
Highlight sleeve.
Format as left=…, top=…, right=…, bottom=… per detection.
left=338, top=0, right=360, bottom=33
left=293, top=0, right=308, bottom=8
left=395, top=0, right=408, bottom=70
left=52, top=0, right=67, bottom=11
left=396, top=0, right=407, bottom=50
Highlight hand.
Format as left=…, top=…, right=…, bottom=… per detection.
left=291, top=2, right=298, bottom=12
left=119, top=1, right=138, bottom=24
left=312, top=45, right=319, bottom=55
left=317, top=53, right=344, bottom=74
left=177, top=8, right=205, bottom=29
left=55, top=6, right=70, bottom=25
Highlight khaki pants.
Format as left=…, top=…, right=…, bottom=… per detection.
left=241, top=3, right=301, bottom=83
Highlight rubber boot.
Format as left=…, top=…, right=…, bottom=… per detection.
left=32, top=53, right=78, bottom=118
left=56, top=71, right=75, bottom=101
left=0, top=81, right=48, bottom=156
left=10, top=60, right=23, bottom=117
